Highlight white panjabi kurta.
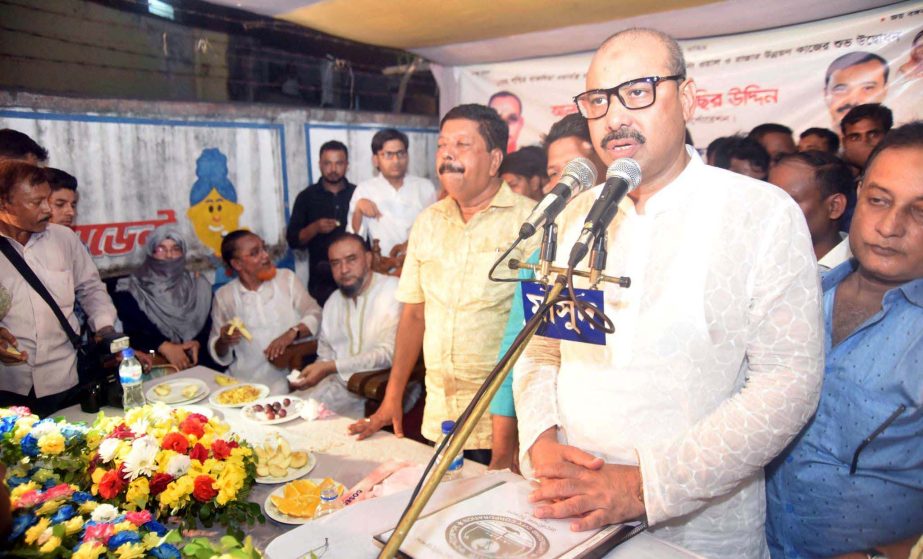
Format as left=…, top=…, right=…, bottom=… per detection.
left=347, top=174, right=437, bottom=256
left=294, top=272, right=401, bottom=418
left=209, top=269, right=322, bottom=394
left=513, top=148, right=824, bottom=558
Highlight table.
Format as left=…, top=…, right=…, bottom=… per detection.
left=58, top=366, right=484, bottom=551
left=58, top=366, right=699, bottom=558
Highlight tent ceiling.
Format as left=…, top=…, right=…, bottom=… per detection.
left=205, top=0, right=896, bottom=65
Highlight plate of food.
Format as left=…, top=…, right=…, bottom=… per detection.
left=253, top=435, right=316, bottom=484
left=264, top=478, right=344, bottom=525
left=242, top=396, right=304, bottom=425
left=146, top=378, right=209, bottom=405
left=209, top=383, right=270, bottom=408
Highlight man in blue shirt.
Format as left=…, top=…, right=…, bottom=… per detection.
left=766, top=121, right=923, bottom=558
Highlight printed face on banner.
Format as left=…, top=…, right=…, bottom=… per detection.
left=824, top=57, right=888, bottom=127
left=488, top=93, right=523, bottom=154
left=850, top=146, right=923, bottom=284
left=586, top=33, right=695, bottom=192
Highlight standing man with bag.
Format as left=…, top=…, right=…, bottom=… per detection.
left=0, top=161, right=121, bottom=416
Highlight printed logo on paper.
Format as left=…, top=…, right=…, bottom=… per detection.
left=445, top=514, right=550, bottom=558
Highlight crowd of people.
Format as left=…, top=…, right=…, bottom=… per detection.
left=0, top=25, right=920, bottom=559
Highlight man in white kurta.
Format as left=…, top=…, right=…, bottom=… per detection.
left=348, top=129, right=436, bottom=256
left=514, top=30, right=823, bottom=559
left=209, top=231, right=322, bottom=394
left=291, top=233, right=401, bottom=418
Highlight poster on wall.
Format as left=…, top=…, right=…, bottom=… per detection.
left=0, top=111, right=288, bottom=274
left=435, top=1, right=923, bottom=151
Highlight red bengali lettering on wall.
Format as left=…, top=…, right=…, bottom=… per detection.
left=74, top=210, right=177, bottom=257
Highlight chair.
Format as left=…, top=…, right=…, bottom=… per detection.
left=347, top=355, right=427, bottom=443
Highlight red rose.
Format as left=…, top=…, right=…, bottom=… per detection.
left=227, top=440, right=239, bottom=449
left=187, top=413, right=209, bottom=424
left=161, top=432, right=189, bottom=454
left=98, top=469, right=125, bottom=500
left=179, top=416, right=205, bottom=439
left=211, top=439, right=232, bottom=460
left=192, top=475, right=218, bottom=502
left=189, top=443, right=208, bottom=462
left=149, top=473, right=173, bottom=496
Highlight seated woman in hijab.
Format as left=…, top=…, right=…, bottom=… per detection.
left=113, top=225, right=219, bottom=371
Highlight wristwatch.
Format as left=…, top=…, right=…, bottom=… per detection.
left=865, top=548, right=888, bottom=559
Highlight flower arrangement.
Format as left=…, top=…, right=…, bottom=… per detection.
left=1, top=404, right=263, bottom=543
left=84, top=405, right=263, bottom=538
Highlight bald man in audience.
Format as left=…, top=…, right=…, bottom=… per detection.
left=766, top=121, right=923, bottom=559
left=769, top=151, right=853, bottom=270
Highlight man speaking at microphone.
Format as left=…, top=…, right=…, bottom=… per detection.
left=514, top=29, right=823, bottom=557
left=348, top=104, right=539, bottom=463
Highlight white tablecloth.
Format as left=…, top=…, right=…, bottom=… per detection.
left=57, top=366, right=699, bottom=558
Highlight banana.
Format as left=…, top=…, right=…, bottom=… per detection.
left=227, top=317, right=252, bottom=341
left=214, top=374, right=238, bottom=387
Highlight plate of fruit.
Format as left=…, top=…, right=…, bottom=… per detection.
left=264, top=478, right=344, bottom=524
left=242, top=396, right=304, bottom=425
left=145, top=378, right=209, bottom=405
left=253, top=435, right=316, bottom=484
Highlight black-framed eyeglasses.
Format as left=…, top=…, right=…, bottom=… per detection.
left=850, top=403, right=906, bottom=475
left=573, top=74, right=685, bottom=119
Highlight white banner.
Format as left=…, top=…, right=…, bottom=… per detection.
left=435, top=1, right=923, bottom=151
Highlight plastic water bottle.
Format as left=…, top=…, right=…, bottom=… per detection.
left=437, top=420, right=464, bottom=481
left=314, top=487, right=343, bottom=518
left=119, top=348, right=146, bottom=410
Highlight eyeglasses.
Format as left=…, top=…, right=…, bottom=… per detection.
left=850, top=403, right=906, bottom=475
left=573, top=74, right=685, bottom=119
left=379, top=150, right=408, bottom=161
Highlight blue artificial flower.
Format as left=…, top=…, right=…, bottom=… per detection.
left=107, top=530, right=141, bottom=550
left=6, top=476, right=30, bottom=489
left=42, top=478, right=58, bottom=490
left=60, top=424, right=86, bottom=444
left=0, top=415, right=17, bottom=435
left=20, top=433, right=39, bottom=457
left=8, top=512, right=37, bottom=541
left=71, top=491, right=94, bottom=504
left=150, top=543, right=182, bottom=559
left=50, top=505, right=76, bottom=524
left=143, top=520, right=168, bottom=537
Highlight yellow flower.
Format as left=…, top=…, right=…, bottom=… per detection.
left=38, top=535, right=62, bottom=554
left=113, top=520, right=135, bottom=533
left=13, top=416, right=38, bottom=442
left=142, top=531, right=162, bottom=549
left=35, top=498, right=62, bottom=515
left=37, top=431, right=66, bottom=454
left=73, top=542, right=107, bottom=559
left=158, top=475, right=194, bottom=512
left=125, top=477, right=150, bottom=510
left=24, top=517, right=50, bottom=545
left=116, top=542, right=148, bottom=559
left=90, top=467, right=107, bottom=496
left=78, top=500, right=99, bottom=514
left=10, top=481, right=39, bottom=505
left=64, top=515, right=85, bottom=535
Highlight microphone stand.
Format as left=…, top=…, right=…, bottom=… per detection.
left=378, top=277, right=567, bottom=559
left=539, top=222, right=557, bottom=280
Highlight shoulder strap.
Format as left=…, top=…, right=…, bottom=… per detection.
left=0, top=236, right=82, bottom=350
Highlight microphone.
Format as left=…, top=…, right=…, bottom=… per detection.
left=518, top=157, right=598, bottom=240
left=567, top=158, right=642, bottom=268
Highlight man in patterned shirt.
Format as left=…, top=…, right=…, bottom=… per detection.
left=514, top=28, right=823, bottom=557
left=348, top=104, right=539, bottom=464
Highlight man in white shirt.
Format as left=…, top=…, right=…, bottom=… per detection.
left=209, top=230, right=322, bottom=394
left=769, top=150, right=854, bottom=271
left=348, top=128, right=436, bottom=258
left=514, top=29, right=823, bottom=558
left=290, top=233, right=400, bottom=418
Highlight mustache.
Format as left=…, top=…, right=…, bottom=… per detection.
left=836, top=103, right=856, bottom=115
left=600, top=128, right=646, bottom=148
left=438, top=162, right=465, bottom=175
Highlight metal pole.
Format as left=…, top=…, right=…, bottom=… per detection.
left=378, top=279, right=567, bottom=558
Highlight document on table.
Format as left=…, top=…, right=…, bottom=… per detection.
left=374, top=478, right=642, bottom=559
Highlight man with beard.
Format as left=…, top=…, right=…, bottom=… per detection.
left=210, top=230, right=322, bottom=393
left=290, top=233, right=401, bottom=418
left=287, top=140, right=356, bottom=304
left=348, top=104, right=539, bottom=465
left=514, top=29, right=822, bottom=557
